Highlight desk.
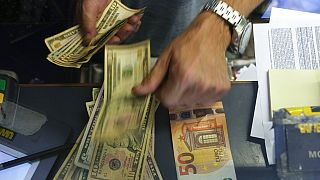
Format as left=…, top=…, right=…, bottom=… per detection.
left=18, top=82, right=278, bottom=180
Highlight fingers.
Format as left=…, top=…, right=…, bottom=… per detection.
left=113, top=16, right=142, bottom=43
left=128, top=15, right=141, bottom=25
left=116, top=23, right=135, bottom=41
left=134, top=21, right=142, bottom=32
left=132, top=46, right=172, bottom=96
left=81, top=0, right=99, bottom=42
left=106, top=18, right=141, bottom=45
left=80, top=0, right=140, bottom=45
left=128, top=16, right=142, bottom=32
left=106, top=23, right=134, bottom=45
left=107, top=36, right=121, bottom=44
left=157, top=77, right=230, bottom=108
left=155, top=77, right=181, bottom=108
left=81, top=0, right=109, bottom=44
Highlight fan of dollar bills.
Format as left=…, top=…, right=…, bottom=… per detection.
left=53, top=40, right=163, bottom=180
left=44, top=0, right=144, bottom=68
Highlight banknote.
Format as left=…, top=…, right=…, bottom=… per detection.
left=85, top=101, right=95, bottom=116
left=53, top=129, right=84, bottom=180
left=75, top=86, right=104, bottom=169
left=170, top=102, right=237, bottom=180
left=78, top=168, right=89, bottom=180
left=45, top=0, right=144, bottom=68
left=144, top=99, right=161, bottom=180
left=143, top=151, right=163, bottom=180
left=150, top=120, right=155, bottom=156
left=88, top=40, right=152, bottom=179
left=66, top=166, right=81, bottom=179
left=92, top=88, right=100, bottom=101
left=66, top=11, right=143, bottom=63
left=88, top=40, right=151, bottom=141
left=84, top=88, right=100, bottom=116
left=44, top=25, right=80, bottom=52
left=100, top=40, right=151, bottom=142
left=89, top=96, right=153, bottom=180
left=46, top=30, right=81, bottom=62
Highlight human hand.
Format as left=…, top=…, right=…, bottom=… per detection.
left=132, top=12, right=232, bottom=108
left=79, top=0, right=142, bottom=44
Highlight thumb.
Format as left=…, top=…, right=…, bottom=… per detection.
left=81, top=0, right=99, bottom=43
left=132, top=46, right=171, bottom=96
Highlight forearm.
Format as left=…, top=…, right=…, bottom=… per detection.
left=191, top=0, right=263, bottom=51
left=224, top=0, right=263, bottom=16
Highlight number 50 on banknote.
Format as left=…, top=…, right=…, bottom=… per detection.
left=169, top=102, right=237, bottom=180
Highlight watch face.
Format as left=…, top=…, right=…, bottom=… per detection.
left=239, top=22, right=252, bottom=54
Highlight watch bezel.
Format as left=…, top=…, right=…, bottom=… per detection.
left=238, top=21, right=252, bottom=54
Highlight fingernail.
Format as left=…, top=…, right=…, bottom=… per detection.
left=131, top=87, right=138, bottom=95
left=108, top=37, right=121, bottom=45
left=133, top=84, right=141, bottom=90
left=134, top=22, right=141, bottom=32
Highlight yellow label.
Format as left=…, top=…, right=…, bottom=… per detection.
left=0, top=127, right=16, bottom=140
left=298, top=123, right=320, bottom=134
left=0, top=93, right=3, bottom=103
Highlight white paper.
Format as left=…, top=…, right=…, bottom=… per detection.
left=0, top=144, right=39, bottom=180
left=270, top=7, right=320, bottom=24
left=252, top=7, right=320, bottom=164
left=251, top=23, right=271, bottom=139
left=235, top=64, right=257, bottom=81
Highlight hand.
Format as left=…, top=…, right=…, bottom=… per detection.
left=79, top=0, right=142, bottom=44
left=132, top=12, right=231, bottom=108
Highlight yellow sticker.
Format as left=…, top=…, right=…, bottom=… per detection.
left=0, top=126, right=16, bottom=140
left=0, top=93, right=3, bottom=103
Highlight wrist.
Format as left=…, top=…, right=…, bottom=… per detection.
left=196, top=11, right=232, bottom=52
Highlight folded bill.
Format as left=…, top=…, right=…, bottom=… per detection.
left=44, top=0, right=144, bottom=68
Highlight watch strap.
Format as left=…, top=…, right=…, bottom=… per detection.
left=203, top=0, right=242, bottom=27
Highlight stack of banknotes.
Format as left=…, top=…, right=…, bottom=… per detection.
left=44, top=0, right=144, bottom=68
left=53, top=40, right=163, bottom=180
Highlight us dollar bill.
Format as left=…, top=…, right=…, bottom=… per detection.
left=85, top=101, right=95, bottom=116
left=84, top=88, right=101, bottom=116
left=143, top=151, right=163, bottom=180
left=88, top=40, right=153, bottom=179
left=74, top=86, right=104, bottom=169
left=100, top=40, right=151, bottom=141
left=45, top=0, right=144, bottom=68
left=89, top=97, right=153, bottom=180
left=92, top=88, right=100, bottom=101
left=53, top=130, right=84, bottom=180
left=44, top=25, right=80, bottom=52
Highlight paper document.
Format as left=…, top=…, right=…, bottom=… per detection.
left=0, top=144, right=39, bottom=180
left=252, top=7, right=320, bottom=164
left=268, top=69, right=320, bottom=112
left=251, top=7, right=320, bottom=139
left=270, top=7, right=320, bottom=24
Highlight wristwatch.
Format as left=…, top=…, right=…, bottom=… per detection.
left=202, top=0, right=252, bottom=55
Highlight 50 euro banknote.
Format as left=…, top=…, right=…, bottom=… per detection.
left=169, top=102, right=237, bottom=180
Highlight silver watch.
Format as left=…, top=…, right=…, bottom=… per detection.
left=202, top=0, right=252, bottom=55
